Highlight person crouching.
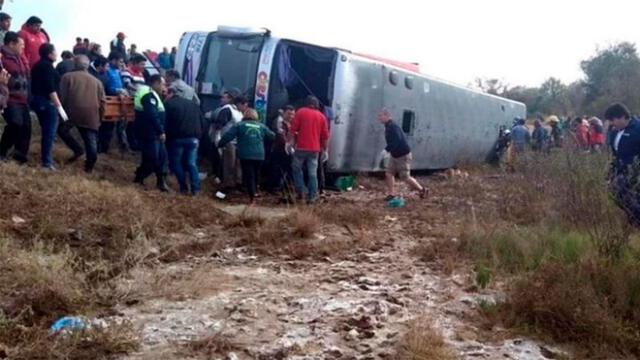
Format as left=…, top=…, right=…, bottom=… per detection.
left=133, top=74, right=169, bottom=192
left=164, top=87, right=204, bottom=196
left=218, top=108, right=275, bottom=205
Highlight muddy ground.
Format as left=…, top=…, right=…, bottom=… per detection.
left=114, top=172, right=565, bottom=360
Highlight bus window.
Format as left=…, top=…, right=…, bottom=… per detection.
left=402, top=110, right=415, bottom=135
left=405, top=76, right=414, bottom=90
left=201, top=34, right=263, bottom=97
left=389, top=71, right=399, bottom=86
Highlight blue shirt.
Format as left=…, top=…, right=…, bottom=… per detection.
left=157, top=53, right=172, bottom=70
left=106, top=65, right=124, bottom=96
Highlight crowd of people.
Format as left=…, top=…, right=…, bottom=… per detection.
left=0, top=13, right=360, bottom=206
left=10, top=12, right=639, bottom=212
left=508, top=114, right=607, bottom=154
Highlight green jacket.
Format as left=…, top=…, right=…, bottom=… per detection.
left=219, top=120, right=275, bottom=161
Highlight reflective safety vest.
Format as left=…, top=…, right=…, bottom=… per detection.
left=134, top=85, right=165, bottom=112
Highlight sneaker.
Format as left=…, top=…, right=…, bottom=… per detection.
left=43, top=165, right=58, bottom=172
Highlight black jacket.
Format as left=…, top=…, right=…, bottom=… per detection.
left=31, top=58, right=60, bottom=97
left=611, top=117, right=640, bottom=176
left=385, top=120, right=411, bottom=158
left=165, top=96, right=204, bottom=141
left=89, top=66, right=110, bottom=95
left=134, top=92, right=166, bottom=142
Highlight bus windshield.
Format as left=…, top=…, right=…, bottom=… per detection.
left=201, top=34, right=264, bottom=97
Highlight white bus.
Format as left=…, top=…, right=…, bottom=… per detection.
left=175, top=26, right=526, bottom=172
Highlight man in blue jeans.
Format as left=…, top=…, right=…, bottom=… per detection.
left=133, top=75, right=169, bottom=191
left=164, top=87, right=205, bottom=195
left=58, top=55, right=105, bottom=173
left=289, top=96, right=330, bottom=204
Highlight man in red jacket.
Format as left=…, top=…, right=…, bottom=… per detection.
left=0, top=31, right=32, bottom=163
left=289, top=96, right=329, bottom=204
left=17, top=16, right=48, bottom=68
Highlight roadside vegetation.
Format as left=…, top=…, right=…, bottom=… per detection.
left=420, top=150, right=640, bottom=358
left=0, top=161, right=224, bottom=359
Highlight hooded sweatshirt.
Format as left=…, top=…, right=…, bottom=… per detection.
left=1, top=45, right=30, bottom=104
left=18, top=24, right=49, bottom=68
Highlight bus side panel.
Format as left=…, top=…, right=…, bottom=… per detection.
left=331, top=60, right=526, bottom=172
left=329, top=55, right=385, bottom=172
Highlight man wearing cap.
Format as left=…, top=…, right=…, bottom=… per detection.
left=110, top=32, right=127, bottom=61
left=0, top=12, right=11, bottom=45
left=17, top=15, right=49, bottom=68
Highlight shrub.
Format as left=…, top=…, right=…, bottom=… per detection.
left=394, top=318, right=459, bottom=360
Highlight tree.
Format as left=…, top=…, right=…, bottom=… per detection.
left=473, top=78, right=508, bottom=96
left=581, top=42, right=640, bottom=115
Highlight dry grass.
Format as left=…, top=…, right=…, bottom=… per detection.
left=178, top=333, right=241, bottom=358
left=314, top=200, right=379, bottom=230
left=224, top=208, right=267, bottom=229
left=291, top=210, right=319, bottom=239
left=0, top=160, right=230, bottom=358
left=121, top=264, right=230, bottom=303
left=430, top=149, right=640, bottom=357
left=225, top=205, right=378, bottom=261
left=2, top=319, right=139, bottom=360
left=394, top=318, right=459, bottom=360
left=504, top=259, right=640, bottom=357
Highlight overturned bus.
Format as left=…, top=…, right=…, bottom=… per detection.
left=174, top=26, right=526, bottom=173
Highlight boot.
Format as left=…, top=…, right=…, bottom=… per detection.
left=157, top=175, right=170, bottom=192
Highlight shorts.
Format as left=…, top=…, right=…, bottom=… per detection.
left=387, top=153, right=412, bottom=179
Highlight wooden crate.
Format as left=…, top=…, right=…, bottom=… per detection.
left=104, top=96, right=135, bottom=122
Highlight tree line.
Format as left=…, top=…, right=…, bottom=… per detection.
left=474, top=42, right=640, bottom=119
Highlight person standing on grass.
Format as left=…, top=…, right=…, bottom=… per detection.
left=56, top=50, right=74, bottom=76
left=72, top=37, right=87, bottom=55
left=87, top=43, right=102, bottom=64
left=110, top=32, right=127, bottom=60
left=218, top=108, right=275, bottom=205
left=511, top=117, right=530, bottom=153
left=31, top=43, right=66, bottom=170
left=378, top=108, right=428, bottom=201
left=133, top=74, right=169, bottom=192
left=289, top=96, right=329, bottom=204
left=58, top=55, right=105, bottom=173
left=97, top=51, right=129, bottom=154
left=157, top=47, right=172, bottom=73
left=164, top=87, right=205, bottom=196
left=170, top=46, right=177, bottom=69
left=0, top=31, right=32, bottom=164
left=17, top=16, right=48, bottom=68
left=206, top=90, right=236, bottom=180
left=0, top=12, right=12, bottom=46
left=267, top=105, right=295, bottom=194
left=165, top=69, right=199, bottom=105
left=605, top=103, right=640, bottom=225
left=121, top=54, right=148, bottom=151
left=588, top=117, right=605, bottom=153
left=216, top=95, right=248, bottom=192
left=531, top=119, right=549, bottom=153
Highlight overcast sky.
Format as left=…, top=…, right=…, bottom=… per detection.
left=6, top=0, right=638, bottom=88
